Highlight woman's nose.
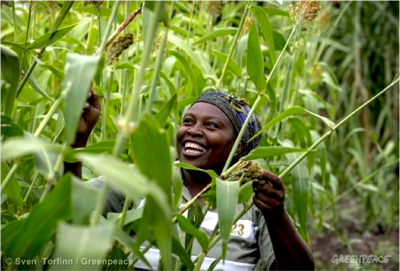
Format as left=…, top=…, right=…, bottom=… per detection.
left=187, top=124, right=204, bottom=136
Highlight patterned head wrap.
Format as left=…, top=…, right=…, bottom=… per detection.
left=192, top=92, right=262, bottom=159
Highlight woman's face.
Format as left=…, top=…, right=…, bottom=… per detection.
left=176, top=102, right=236, bottom=175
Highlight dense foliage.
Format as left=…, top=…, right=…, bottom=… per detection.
left=1, top=1, right=398, bottom=270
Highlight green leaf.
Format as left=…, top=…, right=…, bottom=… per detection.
left=63, top=53, right=99, bottom=145
left=72, top=177, right=100, bottom=225
left=238, top=181, right=253, bottom=204
left=130, top=114, right=172, bottom=203
left=1, top=137, right=59, bottom=161
left=250, top=107, right=335, bottom=141
left=213, top=50, right=242, bottom=77
left=52, top=222, right=114, bottom=270
left=53, top=1, right=75, bottom=30
left=1, top=45, right=20, bottom=116
left=27, top=21, right=85, bottom=49
left=216, top=178, right=240, bottom=261
left=250, top=6, right=276, bottom=64
left=108, top=205, right=144, bottom=225
left=172, top=235, right=195, bottom=270
left=156, top=94, right=177, bottom=128
left=168, top=33, right=212, bottom=75
left=169, top=50, right=197, bottom=97
left=4, top=174, right=72, bottom=259
left=1, top=162, right=23, bottom=209
left=247, top=23, right=265, bottom=92
left=174, top=162, right=218, bottom=180
left=79, top=154, right=170, bottom=220
left=241, top=146, right=309, bottom=161
left=176, top=215, right=210, bottom=252
left=193, top=28, right=237, bottom=45
left=263, top=7, right=290, bottom=17
left=273, top=31, right=291, bottom=53
left=287, top=153, right=309, bottom=240
left=1, top=115, right=24, bottom=138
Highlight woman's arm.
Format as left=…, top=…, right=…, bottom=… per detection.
left=253, top=170, right=315, bottom=270
left=64, top=90, right=100, bottom=178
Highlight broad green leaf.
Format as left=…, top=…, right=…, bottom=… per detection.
left=1, top=220, right=24, bottom=254
left=247, top=23, right=265, bottom=92
left=193, top=28, right=237, bottom=45
left=63, top=53, right=99, bottom=145
left=176, top=214, right=210, bottom=252
left=53, top=1, right=75, bottom=30
left=172, top=235, right=195, bottom=270
left=1, top=115, right=24, bottom=138
left=1, top=162, right=23, bottom=209
left=169, top=50, right=197, bottom=97
left=238, top=181, right=253, bottom=204
left=1, top=45, right=20, bottom=116
left=213, top=50, right=242, bottom=77
left=263, top=7, right=290, bottom=17
left=52, top=222, right=114, bottom=270
left=27, top=21, right=85, bottom=49
left=273, top=31, right=291, bottom=53
left=22, top=63, right=54, bottom=102
left=174, top=162, right=218, bottom=179
left=250, top=6, right=276, bottom=64
left=168, top=34, right=212, bottom=75
left=130, top=114, right=172, bottom=203
left=72, top=177, right=100, bottom=225
left=5, top=174, right=72, bottom=260
left=288, top=118, right=312, bottom=146
left=73, top=6, right=112, bottom=17
left=65, top=141, right=130, bottom=162
left=130, top=115, right=173, bottom=270
left=156, top=94, right=177, bottom=128
left=250, top=107, right=335, bottom=141
left=79, top=154, right=170, bottom=219
left=105, top=218, right=153, bottom=270
left=287, top=153, right=309, bottom=240
left=241, top=146, right=309, bottom=161
left=107, top=205, right=144, bottom=225
left=1, top=137, right=59, bottom=161
left=216, top=178, right=240, bottom=261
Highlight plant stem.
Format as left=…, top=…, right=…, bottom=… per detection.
left=1, top=163, right=20, bottom=194
left=112, top=1, right=162, bottom=156
left=193, top=252, right=206, bottom=271
left=96, top=0, right=121, bottom=56
left=222, top=94, right=262, bottom=173
left=91, top=182, right=109, bottom=228
left=23, top=172, right=39, bottom=203
left=103, top=6, right=143, bottom=51
left=147, top=2, right=175, bottom=113
left=172, top=183, right=212, bottom=223
left=216, top=1, right=251, bottom=89
left=118, top=197, right=131, bottom=229
left=101, top=70, right=114, bottom=140
left=16, top=52, right=41, bottom=97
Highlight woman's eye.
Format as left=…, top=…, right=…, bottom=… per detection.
left=206, top=122, right=218, bottom=128
left=183, top=118, right=194, bottom=124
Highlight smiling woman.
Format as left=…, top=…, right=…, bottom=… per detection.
left=65, top=91, right=314, bottom=270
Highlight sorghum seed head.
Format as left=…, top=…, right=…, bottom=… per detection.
left=206, top=1, right=222, bottom=17
left=107, top=33, right=134, bottom=65
left=230, top=161, right=264, bottom=183
left=242, top=17, right=254, bottom=34
left=289, top=1, right=322, bottom=25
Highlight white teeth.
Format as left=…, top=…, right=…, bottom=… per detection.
left=185, top=142, right=205, bottom=151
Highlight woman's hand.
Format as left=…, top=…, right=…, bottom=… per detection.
left=253, top=170, right=285, bottom=218
left=73, top=90, right=101, bottom=147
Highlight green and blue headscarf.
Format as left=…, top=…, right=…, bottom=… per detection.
left=192, top=92, right=262, bottom=158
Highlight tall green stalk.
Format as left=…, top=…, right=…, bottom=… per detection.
left=216, top=1, right=251, bottom=89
